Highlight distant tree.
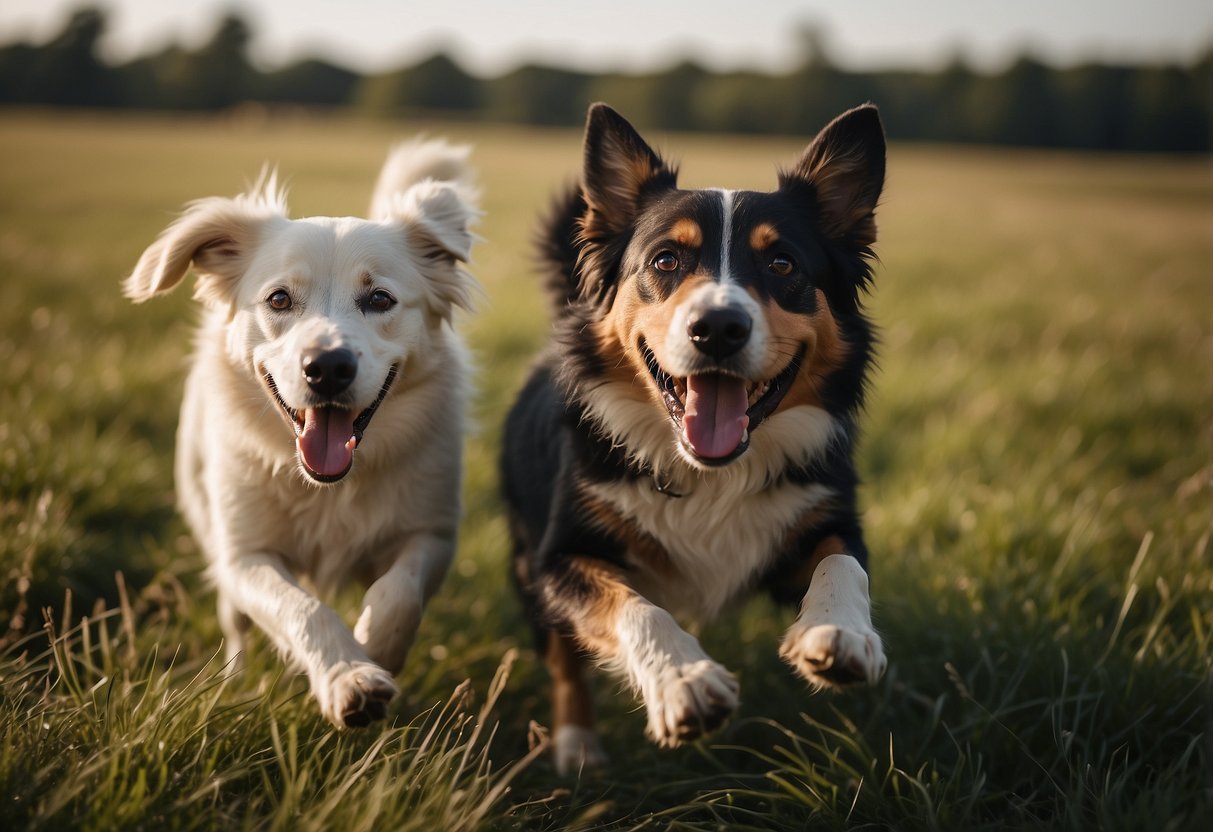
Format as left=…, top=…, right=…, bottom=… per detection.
left=980, top=54, right=1063, bottom=146
left=1194, top=46, right=1213, bottom=148
left=692, top=71, right=782, bottom=134
left=0, top=5, right=1207, bottom=152
left=114, top=45, right=191, bottom=110
left=774, top=22, right=877, bottom=135
left=795, top=21, right=835, bottom=72
left=356, top=52, right=481, bottom=116
left=1126, top=64, right=1210, bottom=151
left=931, top=52, right=979, bottom=141
left=22, top=6, right=118, bottom=106
left=124, top=13, right=256, bottom=110
left=485, top=64, right=591, bottom=125
left=646, top=60, right=710, bottom=130
left=0, top=41, right=38, bottom=103
left=259, top=59, right=360, bottom=106
left=1055, top=63, right=1134, bottom=149
left=584, top=62, right=708, bottom=131
left=184, top=13, right=256, bottom=109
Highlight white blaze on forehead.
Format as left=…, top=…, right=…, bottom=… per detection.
left=713, top=189, right=736, bottom=284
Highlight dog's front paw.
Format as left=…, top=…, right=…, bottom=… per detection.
left=553, top=725, right=609, bottom=777
left=642, top=659, right=739, bottom=747
left=316, top=661, right=398, bottom=728
left=781, top=622, right=886, bottom=688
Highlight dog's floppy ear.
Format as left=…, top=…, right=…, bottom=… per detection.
left=783, top=103, right=886, bottom=247
left=124, top=175, right=286, bottom=307
left=580, top=103, right=677, bottom=239
left=391, top=179, right=480, bottom=316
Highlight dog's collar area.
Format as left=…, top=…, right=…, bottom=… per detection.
left=262, top=364, right=399, bottom=482
left=639, top=339, right=806, bottom=466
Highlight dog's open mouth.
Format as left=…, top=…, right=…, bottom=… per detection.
left=641, top=340, right=805, bottom=466
left=263, top=366, right=398, bottom=483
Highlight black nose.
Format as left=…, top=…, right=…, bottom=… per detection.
left=302, top=348, right=358, bottom=397
left=688, top=307, right=752, bottom=359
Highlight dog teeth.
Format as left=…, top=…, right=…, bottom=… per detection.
left=749, top=381, right=770, bottom=407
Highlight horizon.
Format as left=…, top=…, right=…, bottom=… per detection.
left=1, top=0, right=1210, bottom=78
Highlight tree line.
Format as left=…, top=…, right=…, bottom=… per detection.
left=2, top=7, right=1209, bottom=152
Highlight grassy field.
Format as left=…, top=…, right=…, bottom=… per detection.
left=0, top=109, right=1210, bottom=831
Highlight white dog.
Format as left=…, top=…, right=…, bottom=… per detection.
left=125, top=139, right=477, bottom=728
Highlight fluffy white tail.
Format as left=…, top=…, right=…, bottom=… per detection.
left=369, top=138, right=475, bottom=221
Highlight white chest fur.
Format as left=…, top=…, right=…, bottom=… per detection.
left=577, top=387, right=843, bottom=622
left=585, top=475, right=833, bottom=623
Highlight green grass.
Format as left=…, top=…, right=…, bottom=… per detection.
left=1, top=109, right=1210, bottom=830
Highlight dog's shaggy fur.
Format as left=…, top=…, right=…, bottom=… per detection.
left=126, top=140, right=477, bottom=727
left=502, top=104, right=887, bottom=774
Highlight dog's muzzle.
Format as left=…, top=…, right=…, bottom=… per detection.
left=264, top=363, right=398, bottom=484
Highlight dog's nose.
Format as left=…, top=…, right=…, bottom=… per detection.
left=302, top=348, right=358, bottom=397
left=687, top=307, right=752, bottom=359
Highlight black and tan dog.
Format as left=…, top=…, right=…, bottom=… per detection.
left=502, top=103, right=887, bottom=774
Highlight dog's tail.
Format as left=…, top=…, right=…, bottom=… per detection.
left=536, top=184, right=588, bottom=319
left=369, top=138, right=475, bottom=221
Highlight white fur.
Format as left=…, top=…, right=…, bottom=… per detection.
left=714, top=188, right=736, bottom=284
left=581, top=371, right=842, bottom=622
left=588, top=475, right=833, bottom=622
left=369, top=137, right=474, bottom=222
left=126, top=139, right=477, bottom=728
left=610, top=597, right=740, bottom=747
left=780, top=554, right=886, bottom=687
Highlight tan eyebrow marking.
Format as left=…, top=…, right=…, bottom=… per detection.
left=749, top=222, right=780, bottom=250
left=669, top=218, right=703, bottom=248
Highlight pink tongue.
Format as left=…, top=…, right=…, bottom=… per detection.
left=683, top=374, right=749, bottom=459
left=296, top=408, right=357, bottom=478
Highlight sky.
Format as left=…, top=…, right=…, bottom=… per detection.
left=0, top=0, right=1209, bottom=76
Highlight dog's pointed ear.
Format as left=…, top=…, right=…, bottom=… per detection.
left=124, top=175, right=286, bottom=307
left=388, top=179, right=481, bottom=316
left=783, top=103, right=886, bottom=246
left=580, top=103, right=677, bottom=238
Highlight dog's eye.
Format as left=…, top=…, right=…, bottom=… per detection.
left=363, top=289, right=397, bottom=313
left=769, top=255, right=796, bottom=277
left=267, top=289, right=293, bottom=311
left=653, top=251, right=680, bottom=273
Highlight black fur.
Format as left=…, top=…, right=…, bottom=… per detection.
left=502, top=100, right=885, bottom=648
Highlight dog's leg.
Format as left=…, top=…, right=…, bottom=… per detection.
left=545, top=629, right=608, bottom=776
left=353, top=533, right=454, bottom=674
left=216, top=553, right=398, bottom=728
left=542, top=557, right=739, bottom=755
left=780, top=541, right=886, bottom=688
left=217, top=590, right=251, bottom=668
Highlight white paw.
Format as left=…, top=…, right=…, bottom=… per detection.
left=781, top=622, right=886, bottom=688
left=553, top=725, right=609, bottom=776
left=315, top=661, right=398, bottom=728
left=642, top=659, right=739, bottom=747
